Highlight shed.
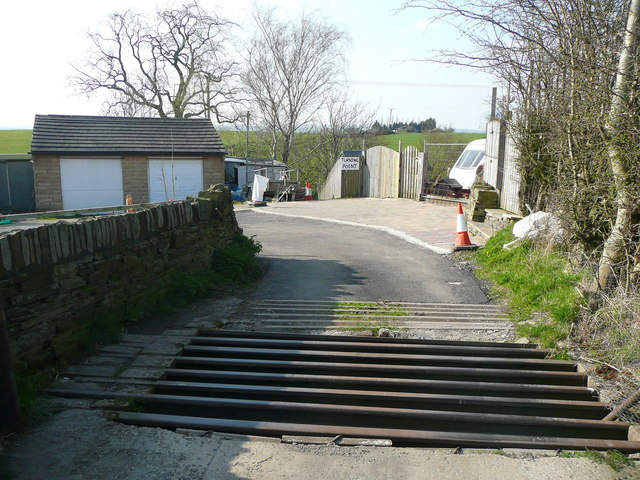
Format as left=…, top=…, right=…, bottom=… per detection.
left=224, top=157, right=288, bottom=191
left=30, top=115, right=226, bottom=211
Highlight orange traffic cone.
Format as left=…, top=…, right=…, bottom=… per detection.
left=305, top=180, right=313, bottom=201
left=454, top=202, right=478, bottom=250
left=126, top=194, right=134, bottom=213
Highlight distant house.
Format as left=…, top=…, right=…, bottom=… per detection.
left=30, top=115, right=226, bottom=211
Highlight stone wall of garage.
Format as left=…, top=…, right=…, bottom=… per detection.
left=122, top=155, right=149, bottom=204
left=33, top=155, right=63, bottom=211
left=203, top=155, right=225, bottom=189
left=0, top=186, right=240, bottom=370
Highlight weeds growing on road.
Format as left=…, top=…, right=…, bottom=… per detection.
left=14, top=370, right=59, bottom=427
left=560, top=450, right=633, bottom=472
left=474, top=226, right=583, bottom=349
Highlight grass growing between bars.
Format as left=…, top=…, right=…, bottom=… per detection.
left=337, top=302, right=408, bottom=335
left=473, top=226, right=584, bottom=350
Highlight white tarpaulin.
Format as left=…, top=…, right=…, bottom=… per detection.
left=251, top=174, right=270, bottom=202
left=504, top=211, right=562, bottom=249
left=512, top=212, right=560, bottom=239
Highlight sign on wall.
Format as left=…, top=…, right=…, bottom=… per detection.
left=341, top=156, right=360, bottom=171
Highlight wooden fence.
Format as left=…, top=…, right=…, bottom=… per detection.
left=319, top=146, right=426, bottom=201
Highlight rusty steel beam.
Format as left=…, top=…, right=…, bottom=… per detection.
left=115, top=412, right=640, bottom=453
left=148, top=380, right=608, bottom=418
left=171, top=356, right=586, bottom=386
left=188, top=336, right=551, bottom=358
left=196, top=329, right=540, bottom=349
left=161, top=368, right=596, bottom=400
left=46, top=389, right=629, bottom=440
left=169, top=356, right=587, bottom=386
left=180, top=345, right=576, bottom=372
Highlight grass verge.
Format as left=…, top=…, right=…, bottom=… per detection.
left=473, top=226, right=583, bottom=350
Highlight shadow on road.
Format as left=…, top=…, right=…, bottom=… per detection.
left=254, top=256, right=366, bottom=301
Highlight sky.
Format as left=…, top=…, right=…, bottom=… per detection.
left=1, top=0, right=496, bottom=131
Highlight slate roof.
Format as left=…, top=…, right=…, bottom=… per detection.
left=30, top=115, right=226, bottom=156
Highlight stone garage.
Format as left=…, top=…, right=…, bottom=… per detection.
left=30, top=114, right=226, bottom=211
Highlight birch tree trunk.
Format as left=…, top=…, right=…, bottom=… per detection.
left=598, top=0, right=640, bottom=289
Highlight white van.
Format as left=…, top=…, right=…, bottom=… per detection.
left=449, top=139, right=486, bottom=190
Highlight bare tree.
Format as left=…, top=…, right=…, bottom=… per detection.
left=309, top=93, right=377, bottom=180
left=72, top=2, right=240, bottom=121
left=243, top=7, right=349, bottom=164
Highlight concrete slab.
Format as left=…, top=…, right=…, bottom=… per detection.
left=99, top=345, right=144, bottom=355
left=5, top=409, right=633, bottom=480
left=117, top=367, right=165, bottom=380
left=66, top=365, right=120, bottom=378
left=130, top=355, right=176, bottom=367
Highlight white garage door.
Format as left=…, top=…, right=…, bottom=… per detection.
left=148, top=158, right=203, bottom=202
left=60, top=158, right=123, bottom=210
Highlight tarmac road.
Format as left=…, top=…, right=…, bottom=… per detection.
left=236, top=210, right=489, bottom=304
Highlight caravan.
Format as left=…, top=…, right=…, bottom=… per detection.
left=448, top=139, right=486, bottom=190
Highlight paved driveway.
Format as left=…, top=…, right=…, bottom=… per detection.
left=236, top=198, right=482, bottom=254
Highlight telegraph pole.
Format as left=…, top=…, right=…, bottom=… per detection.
left=490, top=87, right=498, bottom=120
left=245, top=112, right=251, bottom=159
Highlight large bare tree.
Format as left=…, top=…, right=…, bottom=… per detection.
left=243, top=7, right=349, bottom=164
left=72, top=2, right=240, bottom=121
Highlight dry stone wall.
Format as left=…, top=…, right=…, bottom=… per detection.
left=0, top=186, right=241, bottom=370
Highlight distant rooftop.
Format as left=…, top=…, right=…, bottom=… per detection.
left=225, top=156, right=286, bottom=166
left=30, top=115, right=226, bottom=156
left=341, top=150, right=363, bottom=157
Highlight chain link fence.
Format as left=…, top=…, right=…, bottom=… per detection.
left=605, top=375, right=640, bottom=425
left=423, top=143, right=467, bottom=195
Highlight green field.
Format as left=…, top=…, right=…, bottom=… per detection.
left=219, top=130, right=484, bottom=158
left=0, top=130, right=32, bottom=154
left=0, top=129, right=483, bottom=156
left=376, top=132, right=484, bottom=150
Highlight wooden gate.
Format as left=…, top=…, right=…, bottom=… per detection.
left=399, top=146, right=425, bottom=200
left=363, top=146, right=400, bottom=198
left=318, top=157, right=363, bottom=200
